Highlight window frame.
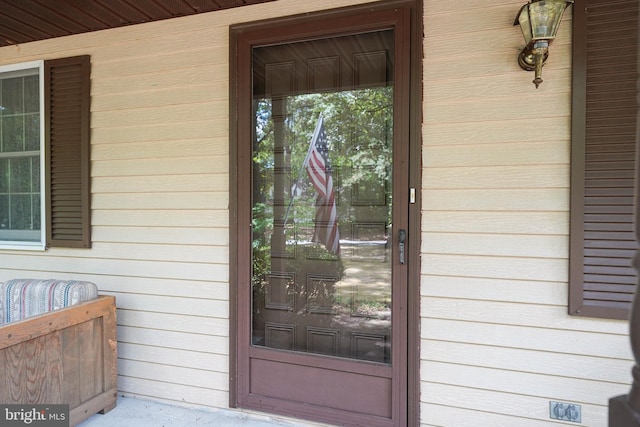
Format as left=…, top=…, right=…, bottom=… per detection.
left=0, top=60, right=46, bottom=250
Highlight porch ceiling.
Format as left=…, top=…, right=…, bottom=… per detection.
left=0, top=0, right=275, bottom=47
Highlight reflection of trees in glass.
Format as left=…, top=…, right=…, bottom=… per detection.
left=252, top=88, right=393, bottom=291
left=252, top=88, right=394, bottom=358
left=252, top=87, right=393, bottom=320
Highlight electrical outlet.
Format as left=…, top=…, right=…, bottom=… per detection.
left=550, top=401, right=582, bottom=423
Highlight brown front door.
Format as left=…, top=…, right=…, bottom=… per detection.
left=231, top=3, right=417, bottom=426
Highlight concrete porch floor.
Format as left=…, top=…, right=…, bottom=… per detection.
left=78, top=396, right=327, bottom=427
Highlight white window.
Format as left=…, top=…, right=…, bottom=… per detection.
left=0, top=61, right=45, bottom=249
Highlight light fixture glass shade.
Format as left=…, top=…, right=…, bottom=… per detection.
left=528, top=0, right=571, bottom=40
left=516, top=5, right=533, bottom=44
left=515, top=0, right=572, bottom=46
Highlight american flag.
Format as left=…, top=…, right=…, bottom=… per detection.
left=305, top=116, right=340, bottom=255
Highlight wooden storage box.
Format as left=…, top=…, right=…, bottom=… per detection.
left=0, top=295, right=117, bottom=426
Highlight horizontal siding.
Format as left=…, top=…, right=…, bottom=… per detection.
left=423, top=275, right=568, bottom=305
left=423, top=188, right=570, bottom=211
left=92, top=156, right=228, bottom=176
left=423, top=254, right=567, bottom=282
left=424, top=92, right=570, bottom=124
left=423, top=360, right=627, bottom=405
left=91, top=103, right=226, bottom=129
left=423, top=232, right=568, bottom=258
left=92, top=125, right=224, bottom=147
left=421, top=1, right=631, bottom=426
left=31, top=243, right=228, bottom=264
left=421, top=402, right=583, bottom=427
left=118, top=326, right=228, bottom=355
left=92, top=210, right=228, bottom=227
left=0, top=254, right=226, bottom=281
left=425, top=340, right=632, bottom=384
left=425, top=117, right=570, bottom=147
left=92, top=137, right=228, bottom=158
left=423, top=211, right=569, bottom=235
left=119, top=359, right=228, bottom=391
left=422, top=318, right=629, bottom=360
left=92, top=193, right=228, bottom=211
left=423, top=298, right=628, bottom=336
left=421, top=385, right=609, bottom=427
left=119, top=342, right=228, bottom=372
left=424, top=140, right=569, bottom=167
left=92, top=226, right=228, bottom=245
left=424, top=165, right=568, bottom=189
left=118, top=310, right=228, bottom=336
left=118, top=376, right=228, bottom=408
left=92, top=174, right=227, bottom=193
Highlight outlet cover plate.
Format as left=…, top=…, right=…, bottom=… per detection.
left=550, top=401, right=582, bottom=423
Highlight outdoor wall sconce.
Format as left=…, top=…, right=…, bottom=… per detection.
left=514, top=0, right=573, bottom=88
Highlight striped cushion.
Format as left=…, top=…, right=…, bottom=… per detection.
left=0, top=279, right=98, bottom=324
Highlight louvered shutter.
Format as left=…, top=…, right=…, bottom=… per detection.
left=570, top=0, right=639, bottom=319
left=44, top=56, right=91, bottom=248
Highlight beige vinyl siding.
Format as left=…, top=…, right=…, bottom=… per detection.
left=0, top=0, right=634, bottom=425
left=0, top=0, right=376, bottom=413
left=421, top=2, right=632, bottom=427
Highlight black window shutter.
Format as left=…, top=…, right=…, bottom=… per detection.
left=44, top=55, right=91, bottom=248
left=570, top=0, right=639, bottom=319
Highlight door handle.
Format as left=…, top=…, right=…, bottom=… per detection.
left=398, top=229, right=406, bottom=264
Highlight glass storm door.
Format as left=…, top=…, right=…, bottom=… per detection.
left=234, top=6, right=411, bottom=427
